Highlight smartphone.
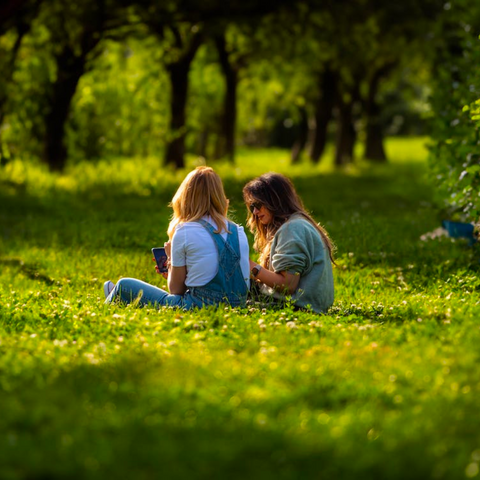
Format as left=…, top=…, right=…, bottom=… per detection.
left=152, top=247, right=168, bottom=273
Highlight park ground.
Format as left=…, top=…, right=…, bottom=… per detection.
left=1, top=138, right=480, bottom=479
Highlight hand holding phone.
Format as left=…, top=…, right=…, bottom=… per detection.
left=152, top=247, right=168, bottom=274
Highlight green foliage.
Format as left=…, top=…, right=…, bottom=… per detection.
left=69, top=38, right=170, bottom=161
left=2, top=22, right=53, bottom=160
left=186, top=44, right=224, bottom=154
left=429, top=4, right=480, bottom=220
left=2, top=139, right=480, bottom=478
left=2, top=0, right=113, bottom=163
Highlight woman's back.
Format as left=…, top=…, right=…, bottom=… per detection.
left=171, top=216, right=250, bottom=288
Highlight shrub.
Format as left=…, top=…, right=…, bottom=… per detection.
left=429, top=22, right=480, bottom=221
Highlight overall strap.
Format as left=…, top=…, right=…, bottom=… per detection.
left=196, top=219, right=241, bottom=260
left=196, top=219, right=231, bottom=246
left=196, top=218, right=220, bottom=235
left=226, top=222, right=240, bottom=250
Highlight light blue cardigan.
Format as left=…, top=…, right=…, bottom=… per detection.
left=264, top=214, right=334, bottom=313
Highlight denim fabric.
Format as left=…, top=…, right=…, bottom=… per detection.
left=105, top=277, right=197, bottom=309
left=105, top=220, right=247, bottom=310
left=189, top=220, right=248, bottom=308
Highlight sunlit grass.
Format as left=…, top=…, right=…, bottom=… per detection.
left=1, top=137, right=479, bottom=479
left=0, top=137, right=430, bottom=195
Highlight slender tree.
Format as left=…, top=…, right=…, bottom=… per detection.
left=0, top=0, right=40, bottom=163
left=334, top=80, right=361, bottom=166
left=363, top=62, right=396, bottom=161
left=135, top=0, right=204, bottom=169
left=38, top=0, right=116, bottom=171
left=214, top=33, right=240, bottom=162
left=291, top=106, right=309, bottom=164
left=309, top=67, right=337, bottom=163
left=163, top=27, right=203, bottom=168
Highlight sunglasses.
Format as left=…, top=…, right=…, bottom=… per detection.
left=249, top=202, right=263, bottom=213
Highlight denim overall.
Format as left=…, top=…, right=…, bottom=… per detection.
left=106, top=219, right=247, bottom=310
left=188, top=219, right=248, bottom=308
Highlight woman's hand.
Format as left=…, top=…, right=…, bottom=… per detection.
left=153, top=258, right=169, bottom=279
left=150, top=241, right=172, bottom=279
left=163, top=241, right=172, bottom=279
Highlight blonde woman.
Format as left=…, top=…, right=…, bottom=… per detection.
left=243, top=172, right=334, bottom=313
left=105, top=166, right=250, bottom=309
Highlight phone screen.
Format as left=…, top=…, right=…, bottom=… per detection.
left=152, top=247, right=168, bottom=273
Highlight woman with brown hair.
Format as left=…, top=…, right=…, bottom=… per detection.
left=104, top=166, right=250, bottom=309
left=243, top=172, right=334, bottom=313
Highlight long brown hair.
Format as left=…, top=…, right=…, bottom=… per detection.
left=168, top=166, right=229, bottom=239
left=243, top=172, right=335, bottom=267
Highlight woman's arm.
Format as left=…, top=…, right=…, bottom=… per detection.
left=164, top=240, right=187, bottom=295
left=168, top=266, right=187, bottom=295
left=250, top=260, right=300, bottom=295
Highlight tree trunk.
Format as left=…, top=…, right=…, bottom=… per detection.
left=221, top=68, right=237, bottom=162
left=215, top=35, right=238, bottom=163
left=291, top=107, right=309, bottom=164
left=213, top=115, right=225, bottom=159
left=0, top=87, right=8, bottom=166
left=197, top=128, right=209, bottom=158
left=0, top=22, right=29, bottom=165
left=164, top=32, right=202, bottom=169
left=42, top=0, right=106, bottom=172
left=310, top=68, right=336, bottom=163
left=44, top=51, right=86, bottom=172
left=364, top=65, right=393, bottom=162
left=0, top=23, right=25, bottom=111
left=0, top=0, right=27, bottom=31
left=165, top=61, right=190, bottom=169
left=335, top=87, right=359, bottom=166
left=365, top=122, right=386, bottom=162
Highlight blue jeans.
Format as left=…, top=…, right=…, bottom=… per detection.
left=105, top=278, right=197, bottom=309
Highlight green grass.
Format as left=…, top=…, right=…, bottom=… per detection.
left=1, top=138, right=480, bottom=480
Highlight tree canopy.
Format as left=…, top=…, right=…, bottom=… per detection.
left=0, top=0, right=470, bottom=174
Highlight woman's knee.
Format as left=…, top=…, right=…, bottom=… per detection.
left=116, top=278, right=138, bottom=290
left=115, top=277, right=145, bottom=302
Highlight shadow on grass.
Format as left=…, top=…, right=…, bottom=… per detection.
left=0, top=354, right=435, bottom=480
left=0, top=257, right=56, bottom=285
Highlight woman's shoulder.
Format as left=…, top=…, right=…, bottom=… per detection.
left=176, top=218, right=245, bottom=235
left=173, top=222, right=209, bottom=241
left=176, top=219, right=214, bottom=230
left=175, top=222, right=202, bottom=233
left=279, top=214, right=315, bottom=233
left=274, top=215, right=322, bottom=248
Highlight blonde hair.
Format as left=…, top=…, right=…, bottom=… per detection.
left=243, top=172, right=335, bottom=267
left=168, top=166, right=229, bottom=238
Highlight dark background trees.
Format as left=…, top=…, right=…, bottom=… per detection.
left=41, top=0, right=113, bottom=172
left=0, top=0, right=471, bottom=173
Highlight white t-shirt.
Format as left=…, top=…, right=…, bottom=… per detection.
left=171, top=216, right=250, bottom=288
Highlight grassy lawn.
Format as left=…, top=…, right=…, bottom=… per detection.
left=1, top=138, right=480, bottom=479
